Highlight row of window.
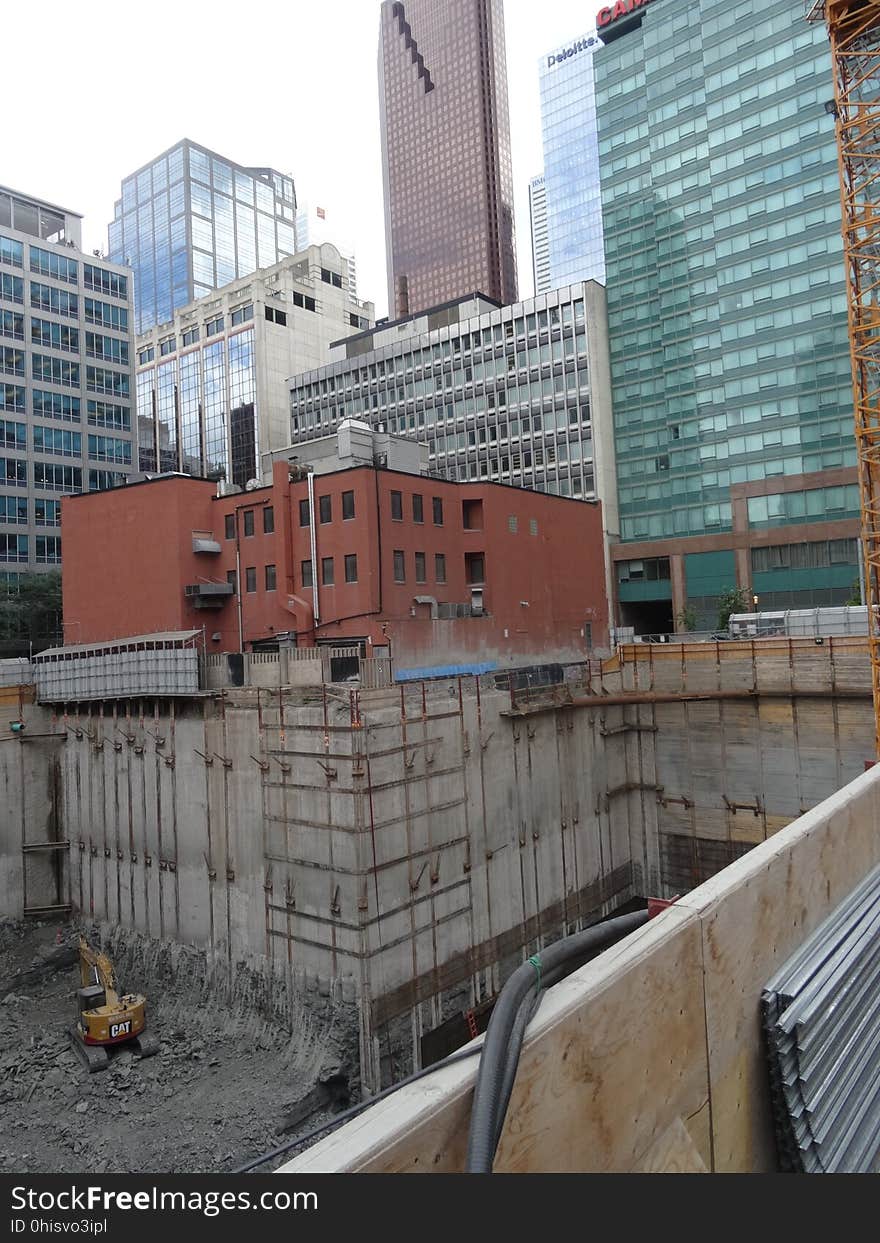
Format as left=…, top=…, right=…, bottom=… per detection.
left=0, top=496, right=60, bottom=525
left=223, top=505, right=275, bottom=539
left=0, top=459, right=123, bottom=492
left=1, top=385, right=129, bottom=429
left=0, top=425, right=130, bottom=461
left=0, top=534, right=61, bottom=563
left=291, top=301, right=587, bottom=407
left=0, top=238, right=127, bottom=300
left=750, top=538, right=858, bottom=573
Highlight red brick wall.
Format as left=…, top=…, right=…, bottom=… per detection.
left=62, top=462, right=608, bottom=665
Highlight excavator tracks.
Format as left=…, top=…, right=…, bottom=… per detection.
left=68, top=1028, right=110, bottom=1074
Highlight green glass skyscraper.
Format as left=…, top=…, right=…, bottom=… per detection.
left=595, top=0, right=859, bottom=632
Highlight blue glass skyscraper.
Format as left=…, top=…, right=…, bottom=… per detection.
left=108, top=140, right=297, bottom=335
left=538, top=32, right=606, bottom=289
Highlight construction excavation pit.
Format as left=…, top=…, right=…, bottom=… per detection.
left=0, top=918, right=356, bottom=1175
left=2, top=638, right=878, bottom=1172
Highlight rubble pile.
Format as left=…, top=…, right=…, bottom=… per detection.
left=0, top=918, right=355, bottom=1174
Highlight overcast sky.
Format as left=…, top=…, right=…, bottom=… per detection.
left=3, top=0, right=592, bottom=319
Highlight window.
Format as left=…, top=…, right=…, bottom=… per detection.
left=391, top=490, right=403, bottom=520
left=0, top=534, right=28, bottom=563
left=206, top=316, right=224, bottom=336
left=344, top=554, right=358, bottom=583
left=31, top=246, right=77, bottom=285
left=82, top=264, right=126, bottom=299
left=263, top=305, right=285, bottom=325
left=393, top=550, right=405, bottom=582
left=466, top=552, right=485, bottom=584
left=435, top=553, right=447, bottom=583
left=159, top=336, right=176, bottom=357
left=182, top=327, right=199, bottom=347
left=301, top=559, right=313, bottom=588
left=319, top=494, right=332, bottom=523
left=433, top=496, right=444, bottom=525
left=245, top=566, right=257, bottom=593
left=299, top=498, right=310, bottom=526
left=342, top=490, right=355, bottom=520
left=265, top=564, right=276, bottom=591
left=138, top=347, right=155, bottom=364
left=415, top=552, right=426, bottom=583
left=263, top=506, right=274, bottom=533
left=0, top=496, right=27, bottom=524
left=291, top=290, right=316, bottom=313
left=224, top=513, right=235, bottom=540
left=226, top=569, right=237, bottom=593
left=87, top=434, right=131, bottom=464
left=33, top=426, right=81, bottom=457
left=412, top=494, right=424, bottom=523
left=321, top=556, right=334, bottom=586
left=243, top=510, right=254, bottom=537
left=232, top=304, right=254, bottom=326
left=35, top=536, right=61, bottom=564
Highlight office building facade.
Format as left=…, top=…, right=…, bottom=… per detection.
left=529, top=176, right=550, bottom=294
left=0, top=186, right=135, bottom=584
left=288, top=285, right=618, bottom=576
left=595, top=0, right=857, bottom=632
left=539, top=33, right=606, bottom=288
left=378, top=0, right=518, bottom=317
left=134, top=244, right=373, bottom=486
left=108, top=140, right=297, bottom=335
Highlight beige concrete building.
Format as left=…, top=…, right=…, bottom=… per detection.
left=134, top=243, right=374, bottom=487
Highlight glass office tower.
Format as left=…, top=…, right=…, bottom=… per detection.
left=539, top=33, right=606, bottom=288
left=108, top=140, right=297, bottom=334
left=595, top=0, right=858, bottom=632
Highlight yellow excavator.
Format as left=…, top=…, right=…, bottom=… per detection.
left=70, top=936, right=159, bottom=1073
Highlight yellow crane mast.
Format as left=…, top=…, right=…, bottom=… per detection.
left=809, top=0, right=880, bottom=754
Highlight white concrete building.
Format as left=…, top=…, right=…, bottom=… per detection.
left=134, top=244, right=374, bottom=487
left=295, top=201, right=358, bottom=299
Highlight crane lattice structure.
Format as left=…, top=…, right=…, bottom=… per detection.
left=809, top=0, right=880, bottom=753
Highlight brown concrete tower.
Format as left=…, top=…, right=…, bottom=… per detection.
left=378, top=0, right=518, bottom=317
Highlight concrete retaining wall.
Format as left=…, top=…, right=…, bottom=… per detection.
left=278, top=760, right=880, bottom=1172
left=2, top=682, right=636, bottom=1091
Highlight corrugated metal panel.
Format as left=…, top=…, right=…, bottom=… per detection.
left=762, top=863, right=880, bottom=1172
left=32, top=632, right=201, bottom=702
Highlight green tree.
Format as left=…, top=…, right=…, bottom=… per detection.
left=716, top=586, right=751, bottom=633
left=844, top=577, right=862, bottom=607
left=0, top=571, right=63, bottom=657
left=676, top=604, right=698, bottom=632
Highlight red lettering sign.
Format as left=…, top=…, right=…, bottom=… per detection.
left=597, top=0, right=654, bottom=30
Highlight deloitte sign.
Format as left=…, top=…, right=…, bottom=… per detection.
left=546, top=35, right=599, bottom=69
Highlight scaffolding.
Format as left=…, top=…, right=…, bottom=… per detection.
left=809, top=0, right=880, bottom=752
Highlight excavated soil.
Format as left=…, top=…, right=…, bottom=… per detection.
left=0, top=918, right=355, bottom=1174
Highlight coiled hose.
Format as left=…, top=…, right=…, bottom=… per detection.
left=465, top=908, right=650, bottom=1173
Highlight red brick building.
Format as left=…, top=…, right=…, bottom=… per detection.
left=61, top=460, right=608, bottom=674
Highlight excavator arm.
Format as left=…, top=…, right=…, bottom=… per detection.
left=78, top=936, right=120, bottom=1007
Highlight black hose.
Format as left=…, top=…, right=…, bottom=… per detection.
left=465, top=909, right=650, bottom=1174
left=492, top=985, right=541, bottom=1149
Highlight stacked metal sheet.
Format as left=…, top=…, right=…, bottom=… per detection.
left=762, top=864, right=880, bottom=1172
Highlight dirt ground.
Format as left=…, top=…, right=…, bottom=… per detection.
left=0, top=918, right=353, bottom=1175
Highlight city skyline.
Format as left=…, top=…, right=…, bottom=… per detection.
left=1, top=0, right=594, bottom=320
